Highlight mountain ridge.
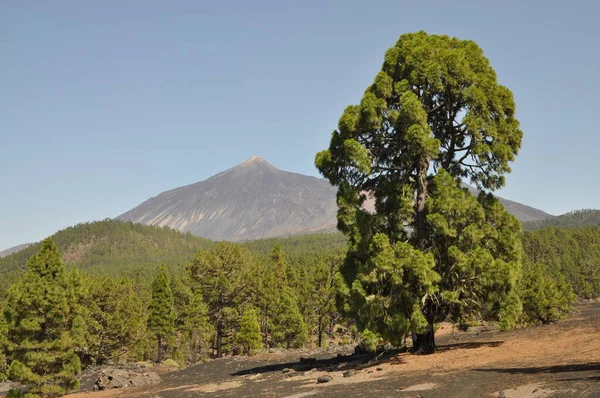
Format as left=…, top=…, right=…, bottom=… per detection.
left=0, top=243, right=33, bottom=259
left=524, top=209, right=600, bottom=230
left=117, top=157, right=339, bottom=241
left=117, top=157, right=554, bottom=241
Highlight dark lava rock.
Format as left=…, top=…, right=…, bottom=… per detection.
left=376, top=367, right=383, bottom=371
left=317, top=375, right=333, bottom=384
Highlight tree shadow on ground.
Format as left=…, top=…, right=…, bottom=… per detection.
left=557, top=375, right=600, bottom=382
left=475, top=362, right=600, bottom=375
left=436, top=341, right=503, bottom=352
left=231, top=341, right=504, bottom=376
left=230, top=352, right=377, bottom=376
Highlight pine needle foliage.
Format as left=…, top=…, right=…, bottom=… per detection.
left=3, top=239, right=84, bottom=397
left=316, top=31, right=524, bottom=352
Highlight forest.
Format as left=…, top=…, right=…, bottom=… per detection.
left=0, top=218, right=597, bottom=396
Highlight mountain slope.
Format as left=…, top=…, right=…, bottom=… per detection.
left=117, top=157, right=339, bottom=241
left=0, top=220, right=211, bottom=291
left=523, top=209, right=600, bottom=231
left=0, top=243, right=33, bottom=258
left=118, top=157, right=554, bottom=241
left=462, top=185, right=554, bottom=222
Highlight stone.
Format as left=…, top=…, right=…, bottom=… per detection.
left=343, top=369, right=359, bottom=378
left=317, top=375, right=333, bottom=384
left=95, top=369, right=130, bottom=390
left=129, top=372, right=160, bottom=387
left=94, top=366, right=161, bottom=390
left=498, top=392, right=506, bottom=398
left=281, top=368, right=294, bottom=374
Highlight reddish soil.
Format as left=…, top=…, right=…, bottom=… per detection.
left=67, top=300, right=600, bottom=397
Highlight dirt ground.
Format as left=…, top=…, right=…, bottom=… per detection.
left=67, top=300, right=600, bottom=397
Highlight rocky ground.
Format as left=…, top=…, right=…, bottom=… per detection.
left=7, top=301, right=600, bottom=398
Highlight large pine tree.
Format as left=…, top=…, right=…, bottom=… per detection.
left=316, top=31, right=524, bottom=352
left=3, top=239, right=85, bottom=396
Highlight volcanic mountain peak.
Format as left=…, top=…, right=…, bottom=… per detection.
left=117, top=158, right=338, bottom=241
left=243, top=155, right=266, bottom=164
left=208, top=156, right=282, bottom=181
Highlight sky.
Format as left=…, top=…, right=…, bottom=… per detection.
left=1, top=0, right=599, bottom=251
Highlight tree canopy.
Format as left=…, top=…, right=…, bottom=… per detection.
left=316, top=31, right=524, bottom=352
left=3, top=239, right=84, bottom=396
left=148, top=265, right=175, bottom=362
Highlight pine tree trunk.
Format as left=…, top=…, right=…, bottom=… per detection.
left=415, top=157, right=429, bottom=250
left=328, top=317, right=334, bottom=338
left=318, top=315, right=323, bottom=348
left=412, top=322, right=436, bottom=354
left=157, top=335, right=163, bottom=362
left=216, top=319, right=223, bottom=358
left=264, top=306, right=270, bottom=350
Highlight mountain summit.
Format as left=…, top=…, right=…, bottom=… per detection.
left=117, top=157, right=553, bottom=241
left=117, top=158, right=339, bottom=241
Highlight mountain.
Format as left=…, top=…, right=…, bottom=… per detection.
left=117, top=157, right=339, bottom=241
left=523, top=209, right=600, bottom=231
left=0, top=243, right=33, bottom=259
left=462, top=185, right=554, bottom=222
left=0, top=220, right=211, bottom=292
left=118, top=157, right=554, bottom=241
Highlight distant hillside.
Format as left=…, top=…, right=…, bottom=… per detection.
left=0, top=219, right=212, bottom=292
left=118, top=157, right=553, bottom=241
left=462, top=185, right=554, bottom=222
left=244, top=232, right=347, bottom=258
left=0, top=243, right=33, bottom=259
left=523, top=209, right=600, bottom=231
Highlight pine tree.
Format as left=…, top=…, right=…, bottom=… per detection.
left=148, top=265, right=175, bottom=362
left=520, top=259, right=575, bottom=324
left=312, top=251, right=342, bottom=347
left=186, top=242, right=256, bottom=358
left=316, top=31, right=524, bottom=353
left=253, top=260, right=278, bottom=349
left=272, top=287, right=308, bottom=349
left=237, top=307, right=262, bottom=355
left=86, top=276, right=146, bottom=364
left=3, top=239, right=85, bottom=396
left=0, top=312, right=7, bottom=382
left=172, top=276, right=213, bottom=364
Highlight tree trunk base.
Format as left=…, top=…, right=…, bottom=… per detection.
left=412, top=326, right=436, bottom=354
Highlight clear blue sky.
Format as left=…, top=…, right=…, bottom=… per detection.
left=1, top=1, right=599, bottom=251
